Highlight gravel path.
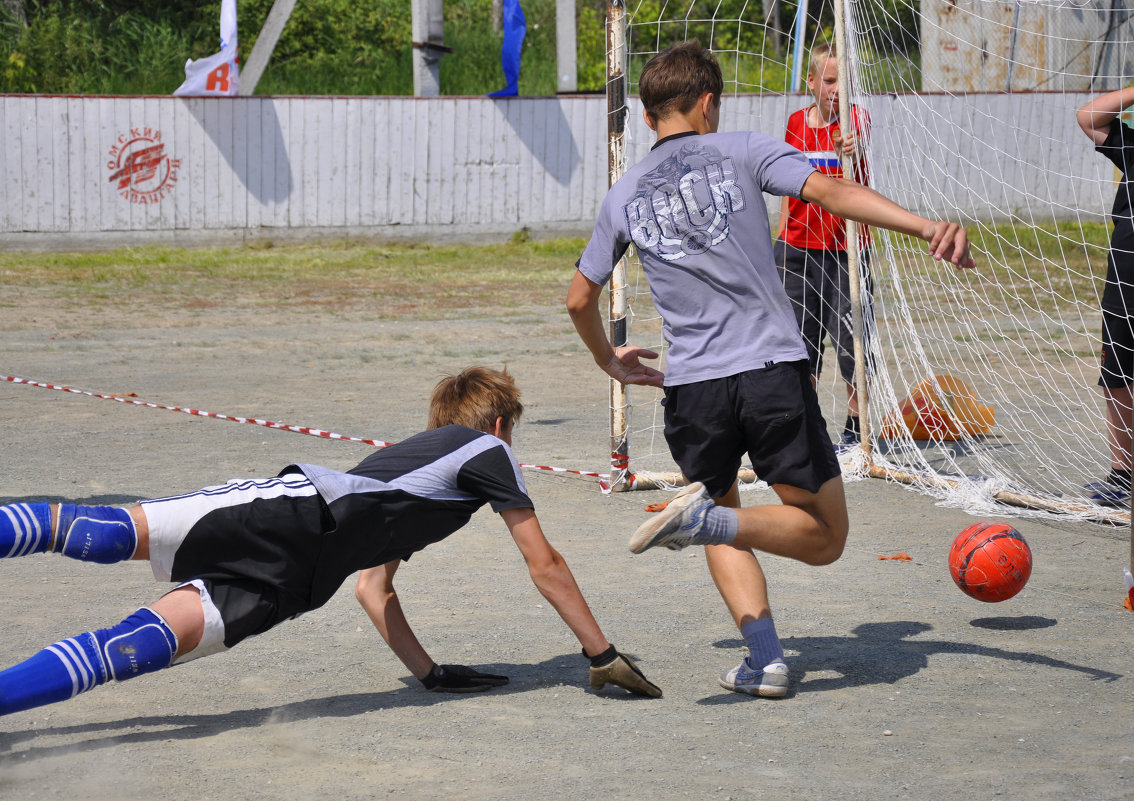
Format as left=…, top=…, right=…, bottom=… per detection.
left=0, top=296, right=1129, bottom=801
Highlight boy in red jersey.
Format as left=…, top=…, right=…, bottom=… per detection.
left=775, top=42, right=873, bottom=452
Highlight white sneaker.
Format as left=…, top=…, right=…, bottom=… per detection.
left=628, top=482, right=714, bottom=554
left=718, top=660, right=789, bottom=698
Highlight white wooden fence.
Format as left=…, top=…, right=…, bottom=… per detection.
left=0, top=92, right=1115, bottom=249
left=0, top=94, right=611, bottom=248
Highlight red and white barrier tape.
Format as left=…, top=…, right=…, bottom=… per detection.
left=4, top=375, right=606, bottom=481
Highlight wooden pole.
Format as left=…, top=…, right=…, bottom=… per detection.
left=831, top=0, right=871, bottom=461
left=411, top=0, right=446, bottom=96
left=866, top=464, right=1130, bottom=526
left=557, top=0, right=578, bottom=92
left=239, top=0, right=299, bottom=96
left=606, top=0, right=631, bottom=491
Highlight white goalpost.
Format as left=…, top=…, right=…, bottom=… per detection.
left=603, top=0, right=1134, bottom=526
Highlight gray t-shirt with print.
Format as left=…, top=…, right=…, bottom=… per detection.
left=577, top=130, right=815, bottom=386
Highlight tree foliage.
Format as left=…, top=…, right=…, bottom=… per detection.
left=0, top=0, right=917, bottom=95
left=0, top=0, right=610, bottom=94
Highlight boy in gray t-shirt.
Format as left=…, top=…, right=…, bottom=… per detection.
left=568, top=41, right=975, bottom=698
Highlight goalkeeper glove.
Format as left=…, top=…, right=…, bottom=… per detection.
left=586, top=645, right=662, bottom=698
left=420, top=663, right=510, bottom=693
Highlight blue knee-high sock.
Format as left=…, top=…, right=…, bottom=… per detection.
left=0, top=608, right=177, bottom=716
left=0, top=633, right=106, bottom=715
left=741, top=617, right=784, bottom=670
left=0, top=503, right=53, bottom=558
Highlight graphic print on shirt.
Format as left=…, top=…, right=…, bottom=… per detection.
left=804, top=149, right=840, bottom=172
left=625, top=141, right=746, bottom=261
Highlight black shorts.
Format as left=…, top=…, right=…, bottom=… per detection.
left=1099, top=309, right=1134, bottom=389
left=662, top=361, right=842, bottom=497
left=142, top=474, right=338, bottom=654
left=775, top=240, right=873, bottom=382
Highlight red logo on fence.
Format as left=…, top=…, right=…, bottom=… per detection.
left=107, top=128, right=181, bottom=204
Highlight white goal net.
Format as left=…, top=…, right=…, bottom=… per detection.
left=604, top=0, right=1134, bottom=525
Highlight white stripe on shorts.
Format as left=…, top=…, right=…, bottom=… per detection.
left=141, top=474, right=318, bottom=582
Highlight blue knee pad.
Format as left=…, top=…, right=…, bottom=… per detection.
left=54, top=504, right=137, bottom=563
left=93, top=607, right=178, bottom=681
left=0, top=607, right=177, bottom=716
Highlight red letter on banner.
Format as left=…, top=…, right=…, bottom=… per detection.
left=206, top=63, right=231, bottom=93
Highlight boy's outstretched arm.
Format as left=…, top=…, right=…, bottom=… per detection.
left=566, top=271, right=665, bottom=387
left=801, top=173, right=976, bottom=269
left=501, top=507, right=662, bottom=697
left=356, top=561, right=508, bottom=693
left=1077, top=86, right=1134, bottom=145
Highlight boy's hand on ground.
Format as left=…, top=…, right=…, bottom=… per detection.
left=605, top=346, right=664, bottom=387
left=586, top=645, right=663, bottom=698
left=924, top=221, right=976, bottom=269
left=420, top=663, right=509, bottom=693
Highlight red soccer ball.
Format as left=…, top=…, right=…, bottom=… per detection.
left=948, top=522, right=1033, bottom=602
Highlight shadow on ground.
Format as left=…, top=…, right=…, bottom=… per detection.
left=702, top=620, right=1121, bottom=704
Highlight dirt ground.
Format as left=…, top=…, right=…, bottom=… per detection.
left=0, top=289, right=1130, bottom=801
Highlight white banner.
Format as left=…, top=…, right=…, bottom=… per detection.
left=174, top=0, right=239, bottom=96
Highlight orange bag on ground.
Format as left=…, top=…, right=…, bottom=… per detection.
left=880, top=374, right=995, bottom=441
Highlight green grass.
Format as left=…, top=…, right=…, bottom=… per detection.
left=1, top=221, right=1111, bottom=324
left=0, top=238, right=587, bottom=318
left=881, top=220, right=1108, bottom=316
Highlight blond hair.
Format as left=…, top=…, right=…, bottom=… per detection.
left=427, top=366, right=524, bottom=432
left=808, top=43, right=836, bottom=78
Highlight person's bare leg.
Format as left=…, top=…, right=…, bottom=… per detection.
left=704, top=479, right=848, bottom=626
left=127, top=503, right=151, bottom=558
left=846, top=378, right=859, bottom=418
left=1103, top=385, right=1133, bottom=473
left=150, top=585, right=206, bottom=658
left=728, top=476, right=849, bottom=566
left=632, top=476, right=848, bottom=565
left=704, top=481, right=801, bottom=697
left=703, top=482, right=772, bottom=626
left=629, top=471, right=848, bottom=693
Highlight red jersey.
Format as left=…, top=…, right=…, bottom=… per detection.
left=781, top=105, right=870, bottom=250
